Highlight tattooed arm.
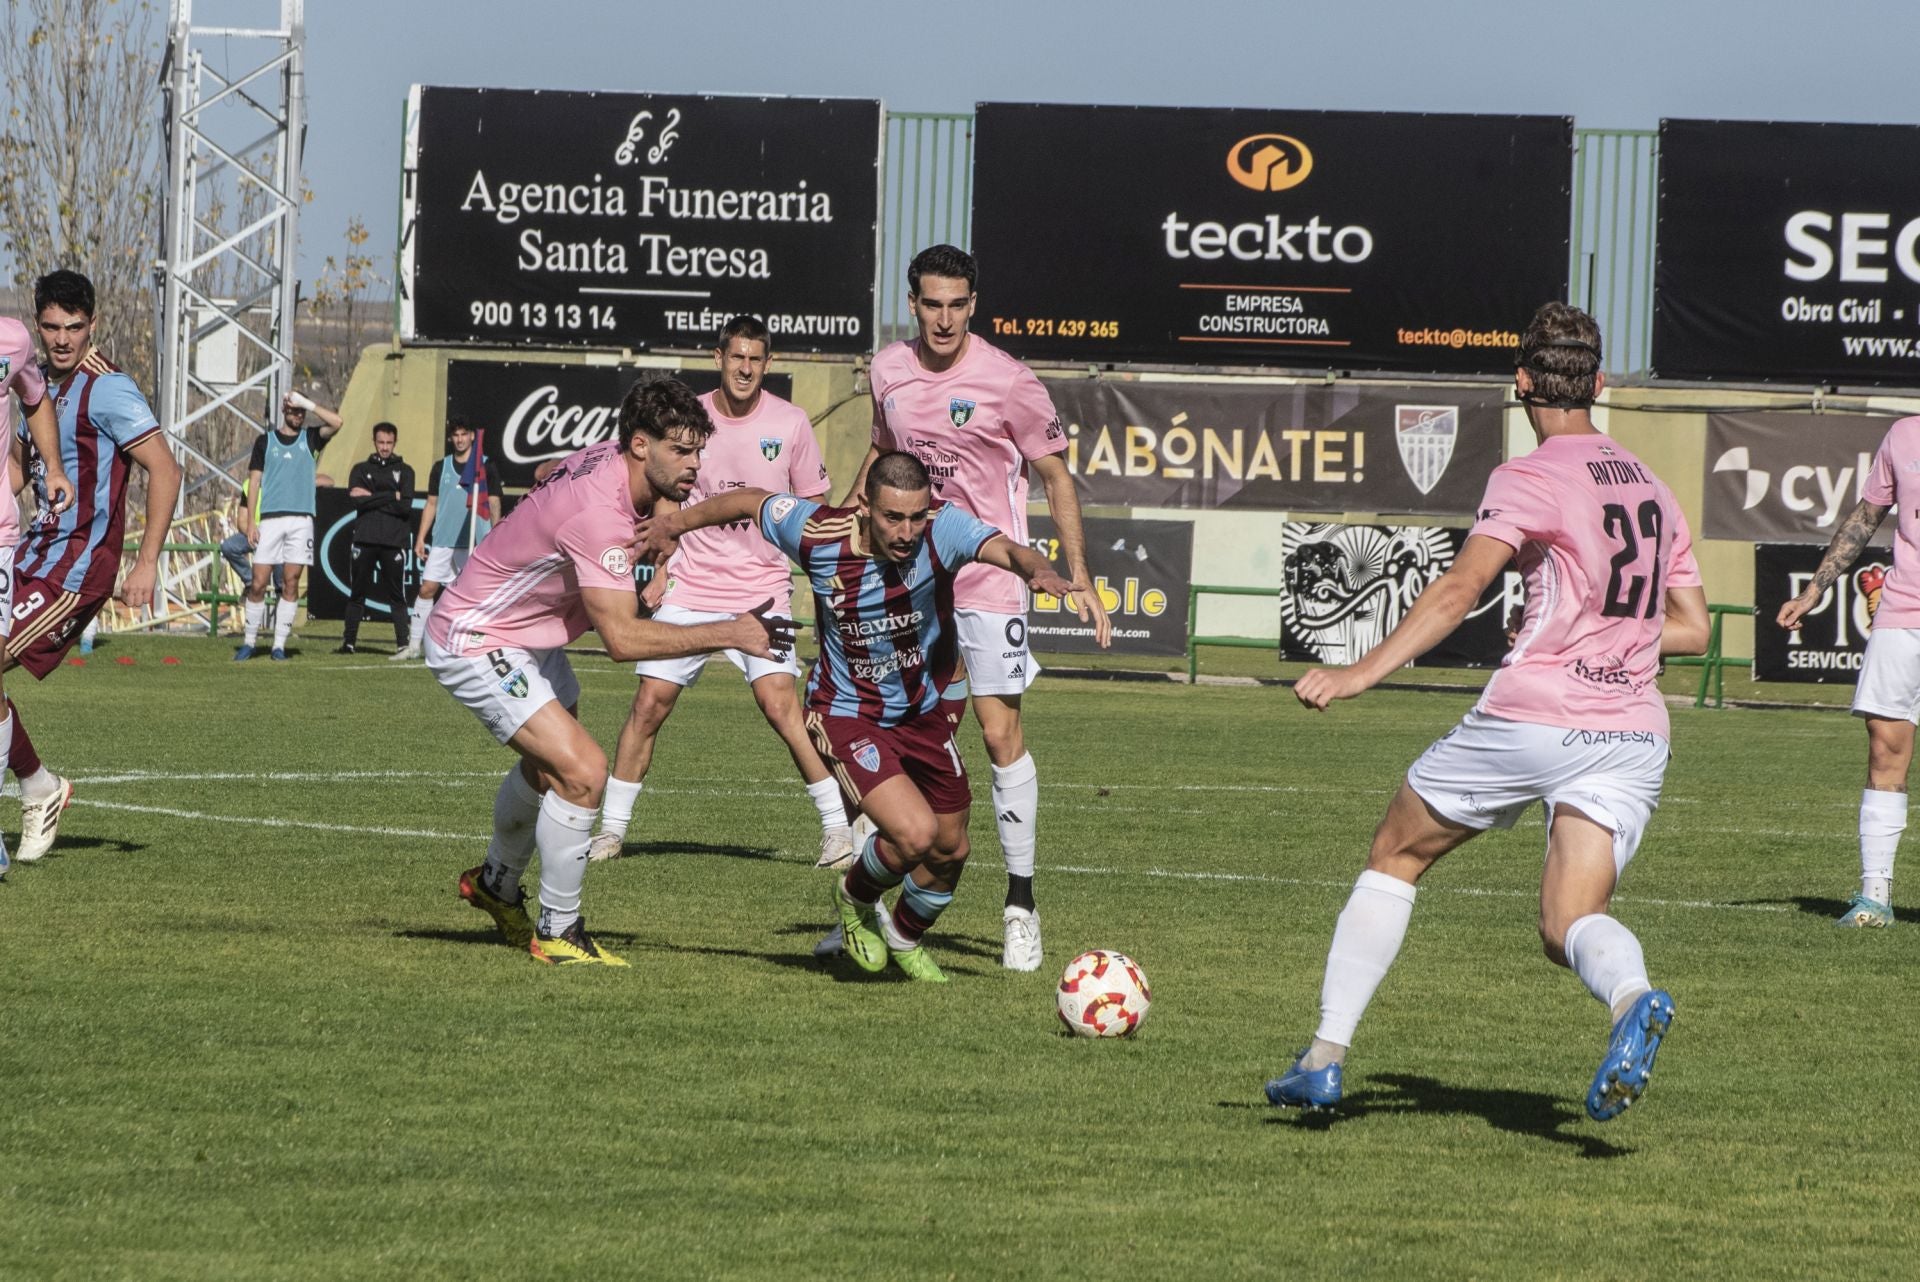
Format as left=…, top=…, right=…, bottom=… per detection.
left=1776, top=498, right=1891, bottom=629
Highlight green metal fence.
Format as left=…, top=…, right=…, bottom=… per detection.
left=1570, top=128, right=1659, bottom=375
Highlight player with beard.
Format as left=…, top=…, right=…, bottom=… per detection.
left=1269, top=303, right=1709, bottom=1122
left=439, top=378, right=792, bottom=967
left=589, top=316, right=853, bottom=869
left=636, top=451, right=1096, bottom=981
left=841, top=244, right=1112, bottom=971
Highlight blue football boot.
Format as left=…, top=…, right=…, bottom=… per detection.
left=232, top=644, right=255, bottom=662
left=1266, top=1050, right=1343, bottom=1111
left=1835, top=894, right=1895, bottom=928
left=1586, top=989, right=1674, bottom=1121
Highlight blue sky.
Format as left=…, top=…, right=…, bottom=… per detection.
left=227, top=0, right=1920, bottom=277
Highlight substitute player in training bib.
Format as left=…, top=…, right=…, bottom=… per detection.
left=1269, top=303, right=1709, bottom=1123
left=235, top=389, right=343, bottom=661
left=850, top=244, right=1112, bottom=971
left=1778, top=413, right=1920, bottom=928
left=437, top=378, right=791, bottom=968
left=589, top=317, right=853, bottom=869
left=637, top=451, right=1096, bottom=982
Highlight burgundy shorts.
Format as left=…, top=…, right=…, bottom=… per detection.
left=6, top=576, right=111, bottom=678
left=806, top=709, right=973, bottom=816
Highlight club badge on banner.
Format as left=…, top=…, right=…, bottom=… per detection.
left=1752, top=542, right=1890, bottom=683
left=1045, top=380, right=1504, bottom=515
left=1025, top=514, right=1192, bottom=657
left=1703, top=412, right=1896, bottom=545
left=1279, top=522, right=1520, bottom=669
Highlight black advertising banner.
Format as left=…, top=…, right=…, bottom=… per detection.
left=971, top=104, right=1570, bottom=373
left=1753, top=542, right=1888, bottom=682
left=1025, top=515, right=1192, bottom=657
left=1654, top=119, right=1920, bottom=386
left=1280, top=523, right=1522, bottom=670
left=403, top=87, right=880, bottom=352
left=1703, top=412, right=1894, bottom=544
left=308, top=488, right=424, bottom=621
left=1046, top=379, right=1504, bottom=514
left=445, top=361, right=793, bottom=490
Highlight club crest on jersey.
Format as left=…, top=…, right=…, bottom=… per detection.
left=0, top=357, right=9, bottom=381
left=500, top=669, right=530, bottom=699
left=759, top=436, right=783, bottom=462
left=851, top=739, right=881, bottom=773
left=1394, top=405, right=1458, bottom=496
left=768, top=496, right=798, bottom=523
left=948, top=397, right=977, bottom=428
left=600, top=547, right=631, bottom=576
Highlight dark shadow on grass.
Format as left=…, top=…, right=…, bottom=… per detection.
left=1737, top=894, right=1920, bottom=926
left=395, top=926, right=641, bottom=948
left=768, top=920, right=1003, bottom=961
left=1249, top=1072, right=1629, bottom=1158
left=604, top=840, right=781, bottom=862
left=19, top=834, right=146, bottom=856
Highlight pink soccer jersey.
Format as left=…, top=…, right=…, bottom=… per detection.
left=0, top=318, right=48, bottom=549
left=660, top=390, right=829, bottom=613
left=1469, top=433, right=1701, bottom=737
left=426, top=440, right=640, bottom=655
left=1861, top=415, right=1920, bottom=629
left=870, top=335, right=1067, bottom=613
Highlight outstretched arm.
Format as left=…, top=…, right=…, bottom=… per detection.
left=582, top=586, right=792, bottom=664
left=1777, top=498, right=1889, bottom=629
left=1294, top=534, right=1512, bottom=710
left=975, top=531, right=1111, bottom=648
left=635, top=487, right=774, bottom=562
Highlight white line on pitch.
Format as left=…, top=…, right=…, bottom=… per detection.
left=72, top=798, right=486, bottom=841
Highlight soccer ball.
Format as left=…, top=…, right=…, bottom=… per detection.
left=1056, top=949, right=1151, bottom=1038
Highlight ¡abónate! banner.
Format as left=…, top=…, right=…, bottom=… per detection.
left=1024, top=514, right=1192, bottom=657
left=1045, top=379, right=1504, bottom=514
left=971, top=103, right=1570, bottom=373
left=1702, top=412, right=1896, bottom=545
left=1280, top=522, right=1520, bottom=669
left=1752, top=541, right=1888, bottom=683
left=1654, top=119, right=1920, bottom=387
left=403, top=87, right=880, bottom=353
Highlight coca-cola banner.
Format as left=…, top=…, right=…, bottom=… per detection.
left=1046, top=378, right=1505, bottom=514
left=1752, top=541, right=1887, bottom=683
left=1280, top=522, right=1520, bottom=669
left=445, top=360, right=793, bottom=489
left=402, top=87, right=880, bottom=353
left=1703, top=411, right=1896, bottom=545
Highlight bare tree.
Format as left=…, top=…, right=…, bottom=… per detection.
left=0, top=0, right=163, bottom=388
left=301, top=214, right=387, bottom=396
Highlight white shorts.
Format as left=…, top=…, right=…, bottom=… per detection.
left=423, top=545, right=472, bottom=586
left=1404, top=708, right=1670, bottom=875
left=0, top=545, right=14, bottom=639
left=954, top=608, right=1039, bottom=696
left=1853, top=626, right=1920, bottom=722
left=632, top=602, right=801, bottom=686
left=426, top=635, right=580, bottom=745
left=255, top=515, right=314, bottom=566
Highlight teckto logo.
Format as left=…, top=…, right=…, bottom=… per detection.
left=1226, top=134, right=1313, bottom=192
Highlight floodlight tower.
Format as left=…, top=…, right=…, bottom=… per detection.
left=155, top=0, right=307, bottom=505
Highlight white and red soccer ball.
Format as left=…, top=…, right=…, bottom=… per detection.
left=1056, top=949, right=1151, bottom=1038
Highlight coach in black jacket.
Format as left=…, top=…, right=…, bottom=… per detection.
left=337, top=422, right=416, bottom=654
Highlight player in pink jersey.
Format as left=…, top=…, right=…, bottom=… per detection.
left=437, top=378, right=792, bottom=967
left=1269, top=303, right=1709, bottom=1122
left=844, top=244, right=1112, bottom=971
left=1778, top=413, right=1920, bottom=928
left=588, top=317, right=855, bottom=869
left=0, top=315, right=74, bottom=877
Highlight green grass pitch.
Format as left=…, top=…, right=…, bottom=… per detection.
left=2, top=633, right=1917, bottom=1280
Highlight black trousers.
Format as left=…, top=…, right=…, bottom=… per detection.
left=342, top=543, right=410, bottom=646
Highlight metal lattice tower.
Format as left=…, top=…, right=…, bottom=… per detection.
left=156, top=0, right=306, bottom=503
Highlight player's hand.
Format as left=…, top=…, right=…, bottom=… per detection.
left=285, top=391, right=316, bottom=413
left=118, top=560, right=160, bottom=612
left=413, top=539, right=428, bottom=560
left=1294, top=666, right=1368, bottom=711
left=1776, top=585, right=1823, bottom=631
left=640, top=572, right=668, bottom=611
left=724, top=599, right=796, bottom=660
left=348, top=486, right=372, bottom=498
left=630, top=513, right=680, bottom=565
left=42, top=468, right=75, bottom=515
left=1068, top=566, right=1114, bottom=649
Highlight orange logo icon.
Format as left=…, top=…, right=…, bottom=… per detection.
left=1226, top=134, right=1314, bottom=192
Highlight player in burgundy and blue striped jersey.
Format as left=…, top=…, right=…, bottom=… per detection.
left=5, top=270, right=182, bottom=862
left=637, top=451, right=1100, bottom=981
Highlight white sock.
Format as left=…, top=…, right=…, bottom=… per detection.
left=408, top=597, right=433, bottom=646
left=243, top=598, right=265, bottom=645
left=18, top=765, right=58, bottom=802
left=991, top=752, right=1039, bottom=878
left=272, top=598, right=297, bottom=649
left=483, top=766, right=542, bottom=897
left=1563, top=913, right=1652, bottom=1017
left=1313, top=869, right=1418, bottom=1054
left=806, top=776, right=848, bottom=830
left=535, top=791, right=597, bottom=937
left=1860, top=788, right=1904, bottom=906
left=0, top=714, right=11, bottom=858
left=599, top=776, right=643, bottom=839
